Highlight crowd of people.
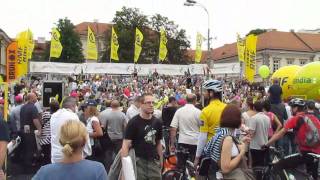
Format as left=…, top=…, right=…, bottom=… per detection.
left=0, top=73, right=319, bottom=180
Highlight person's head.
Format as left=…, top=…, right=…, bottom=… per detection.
left=62, top=96, right=78, bottom=112
left=15, top=95, right=23, bottom=104
left=59, top=120, right=88, bottom=158
left=246, top=96, right=254, bottom=110
left=168, top=96, right=177, bottom=106
left=263, top=99, right=272, bottom=112
left=140, top=93, right=154, bottom=115
left=306, top=100, right=315, bottom=111
left=84, top=99, right=98, bottom=117
left=49, top=100, right=60, bottom=114
left=289, top=98, right=306, bottom=115
left=253, top=100, right=264, bottom=112
left=202, top=79, right=223, bottom=101
left=133, top=96, right=142, bottom=108
left=220, top=104, right=242, bottom=129
left=26, top=93, right=37, bottom=104
left=186, top=94, right=197, bottom=105
left=104, top=99, right=112, bottom=108
left=273, top=78, right=280, bottom=85
left=111, top=100, right=120, bottom=109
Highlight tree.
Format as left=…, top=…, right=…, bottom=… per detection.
left=247, top=29, right=267, bottom=36
left=43, top=18, right=84, bottom=63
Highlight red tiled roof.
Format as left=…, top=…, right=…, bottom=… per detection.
left=74, top=22, right=112, bottom=36
left=209, top=30, right=320, bottom=62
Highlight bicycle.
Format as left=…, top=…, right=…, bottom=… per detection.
left=253, top=147, right=318, bottom=180
left=162, top=148, right=196, bottom=180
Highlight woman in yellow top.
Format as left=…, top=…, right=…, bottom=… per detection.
left=194, top=79, right=226, bottom=168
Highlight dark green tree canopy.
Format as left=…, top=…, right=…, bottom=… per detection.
left=247, top=29, right=267, bottom=36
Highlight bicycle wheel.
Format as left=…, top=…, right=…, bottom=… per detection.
left=162, top=170, right=183, bottom=180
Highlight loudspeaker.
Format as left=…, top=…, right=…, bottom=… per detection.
left=42, top=81, right=64, bottom=107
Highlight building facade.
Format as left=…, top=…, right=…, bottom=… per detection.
left=208, top=30, right=320, bottom=81
left=0, top=29, right=12, bottom=77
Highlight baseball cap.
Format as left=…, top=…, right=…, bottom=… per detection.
left=15, top=95, right=23, bottom=103
left=85, top=99, right=97, bottom=107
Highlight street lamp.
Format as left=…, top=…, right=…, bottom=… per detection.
left=184, top=0, right=212, bottom=68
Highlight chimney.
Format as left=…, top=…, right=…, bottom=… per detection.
left=290, top=29, right=295, bottom=32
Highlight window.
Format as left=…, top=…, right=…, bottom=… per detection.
left=273, top=58, right=281, bottom=72
left=286, top=58, right=294, bottom=65
left=300, top=59, right=307, bottom=65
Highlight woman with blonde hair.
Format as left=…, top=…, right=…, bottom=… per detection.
left=32, top=120, right=107, bottom=180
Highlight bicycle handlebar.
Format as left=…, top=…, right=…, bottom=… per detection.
left=307, top=153, right=320, bottom=159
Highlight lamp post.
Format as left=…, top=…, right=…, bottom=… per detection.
left=184, top=0, right=212, bottom=69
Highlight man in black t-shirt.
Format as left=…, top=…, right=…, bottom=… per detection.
left=121, top=93, right=163, bottom=180
left=268, top=79, right=282, bottom=104
left=0, top=118, right=9, bottom=180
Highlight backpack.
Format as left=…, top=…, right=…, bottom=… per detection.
left=295, top=115, right=320, bottom=147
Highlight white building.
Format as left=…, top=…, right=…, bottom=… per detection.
left=0, top=29, right=12, bottom=77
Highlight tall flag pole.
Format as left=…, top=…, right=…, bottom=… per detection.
left=110, top=26, right=119, bottom=62
left=134, top=28, right=143, bottom=63
left=86, top=26, right=98, bottom=60
left=195, top=32, right=203, bottom=63
left=159, top=28, right=168, bottom=62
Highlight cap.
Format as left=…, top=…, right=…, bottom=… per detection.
left=178, top=99, right=187, bottom=106
left=86, top=99, right=97, bottom=107
left=15, top=95, right=23, bottom=103
left=0, top=99, right=4, bottom=105
left=70, top=91, right=79, bottom=98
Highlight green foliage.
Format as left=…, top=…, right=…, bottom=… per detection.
left=247, top=29, right=267, bottom=36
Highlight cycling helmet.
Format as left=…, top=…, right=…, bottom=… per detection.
left=289, top=98, right=305, bottom=107
left=202, top=79, right=223, bottom=92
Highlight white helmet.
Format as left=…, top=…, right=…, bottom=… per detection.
left=202, top=79, right=223, bottom=92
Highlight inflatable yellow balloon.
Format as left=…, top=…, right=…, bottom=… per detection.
left=291, top=62, right=320, bottom=100
left=271, top=65, right=301, bottom=99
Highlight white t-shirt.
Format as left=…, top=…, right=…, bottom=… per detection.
left=50, top=108, right=92, bottom=163
left=170, top=104, right=201, bottom=145
left=126, top=104, right=140, bottom=122
left=86, top=116, right=100, bottom=146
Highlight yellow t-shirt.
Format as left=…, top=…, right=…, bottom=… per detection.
left=199, top=99, right=227, bottom=141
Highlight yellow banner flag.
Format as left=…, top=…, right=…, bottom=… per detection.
left=26, top=29, right=34, bottom=60
left=110, top=27, right=119, bottom=61
left=237, top=33, right=245, bottom=62
left=159, top=28, right=167, bottom=61
left=244, top=34, right=258, bottom=83
left=16, top=31, right=29, bottom=78
left=195, top=32, right=203, bottom=63
left=86, top=26, right=98, bottom=60
left=50, top=28, right=63, bottom=58
left=134, top=28, right=143, bottom=63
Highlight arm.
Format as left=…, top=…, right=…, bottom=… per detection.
left=91, top=121, right=103, bottom=138
left=266, top=128, right=287, bottom=146
left=33, top=118, right=42, bottom=132
left=273, top=115, right=283, bottom=133
left=220, top=136, right=246, bottom=174
left=156, top=139, right=163, bottom=164
left=0, top=141, right=7, bottom=169
left=169, top=127, right=177, bottom=151
left=121, top=139, right=132, bottom=157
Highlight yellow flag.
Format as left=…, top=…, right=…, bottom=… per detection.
left=16, top=30, right=29, bottom=78
left=134, top=28, right=143, bottom=63
left=195, top=32, right=203, bottom=63
left=26, top=29, right=34, bottom=60
left=110, top=27, right=119, bottom=61
left=50, top=28, right=63, bottom=58
left=159, top=28, right=167, bottom=61
left=86, top=26, right=98, bottom=60
left=237, top=33, right=245, bottom=62
left=244, top=34, right=258, bottom=83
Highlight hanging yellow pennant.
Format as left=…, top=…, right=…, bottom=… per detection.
left=237, top=33, right=245, bottom=62
left=86, top=26, right=98, bottom=60
left=50, top=28, right=63, bottom=58
left=244, top=34, right=257, bottom=83
left=159, top=28, right=168, bottom=61
left=16, top=30, right=30, bottom=78
left=110, top=27, right=119, bottom=61
left=134, top=28, right=143, bottom=63
left=195, top=32, right=203, bottom=63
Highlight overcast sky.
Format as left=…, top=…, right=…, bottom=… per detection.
left=1, top=0, right=319, bottom=49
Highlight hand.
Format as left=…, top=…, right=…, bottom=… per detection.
left=241, top=136, right=251, bottom=144
left=261, top=144, right=269, bottom=150
left=193, top=157, right=200, bottom=169
left=169, top=145, right=176, bottom=153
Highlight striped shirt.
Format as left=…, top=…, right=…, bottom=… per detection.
left=203, top=128, right=231, bottom=162
left=39, top=111, right=52, bottom=145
